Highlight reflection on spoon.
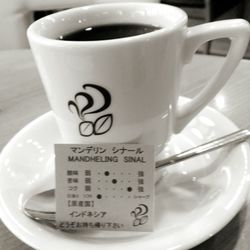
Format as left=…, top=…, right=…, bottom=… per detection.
left=23, top=128, right=250, bottom=228
left=24, top=189, right=56, bottom=227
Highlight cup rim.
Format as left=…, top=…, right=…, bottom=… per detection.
left=27, top=2, right=188, bottom=48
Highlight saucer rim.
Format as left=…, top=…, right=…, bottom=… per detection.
left=0, top=103, right=250, bottom=250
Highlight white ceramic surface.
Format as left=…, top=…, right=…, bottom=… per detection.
left=0, top=0, right=159, bottom=49
left=0, top=101, right=249, bottom=250
left=27, top=3, right=250, bottom=154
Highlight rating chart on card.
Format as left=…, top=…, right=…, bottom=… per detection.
left=55, top=144, right=155, bottom=232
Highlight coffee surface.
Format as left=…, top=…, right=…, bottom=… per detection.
left=58, top=23, right=160, bottom=41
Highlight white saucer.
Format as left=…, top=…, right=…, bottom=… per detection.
left=0, top=104, right=250, bottom=250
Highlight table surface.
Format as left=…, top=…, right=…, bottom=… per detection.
left=0, top=49, right=250, bottom=250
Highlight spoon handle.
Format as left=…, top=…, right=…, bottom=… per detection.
left=156, top=129, right=250, bottom=169
left=23, top=128, right=250, bottom=226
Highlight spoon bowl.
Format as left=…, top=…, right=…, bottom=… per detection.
left=23, top=128, right=250, bottom=227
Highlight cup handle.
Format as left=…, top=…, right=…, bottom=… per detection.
left=174, top=19, right=250, bottom=133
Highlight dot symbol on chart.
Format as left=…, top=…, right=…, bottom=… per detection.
left=112, top=179, right=117, bottom=184
left=97, top=194, right=102, bottom=199
left=104, top=171, right=110, bottom=176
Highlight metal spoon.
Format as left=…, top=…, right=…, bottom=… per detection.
left=23, top=128, right=250, bottom=226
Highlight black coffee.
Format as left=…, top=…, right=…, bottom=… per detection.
left=58, top=23, right=160, bottom=41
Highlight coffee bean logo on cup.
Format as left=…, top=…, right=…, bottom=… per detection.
left=28, top=3, right=250, bottom=150
left=67, top=84, right=113, bottom=137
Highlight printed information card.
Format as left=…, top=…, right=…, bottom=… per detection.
left=55, top=144, right=155, bottom=232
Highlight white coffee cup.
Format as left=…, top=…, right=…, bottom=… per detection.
left=27, top=3, right=250, bottom=155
